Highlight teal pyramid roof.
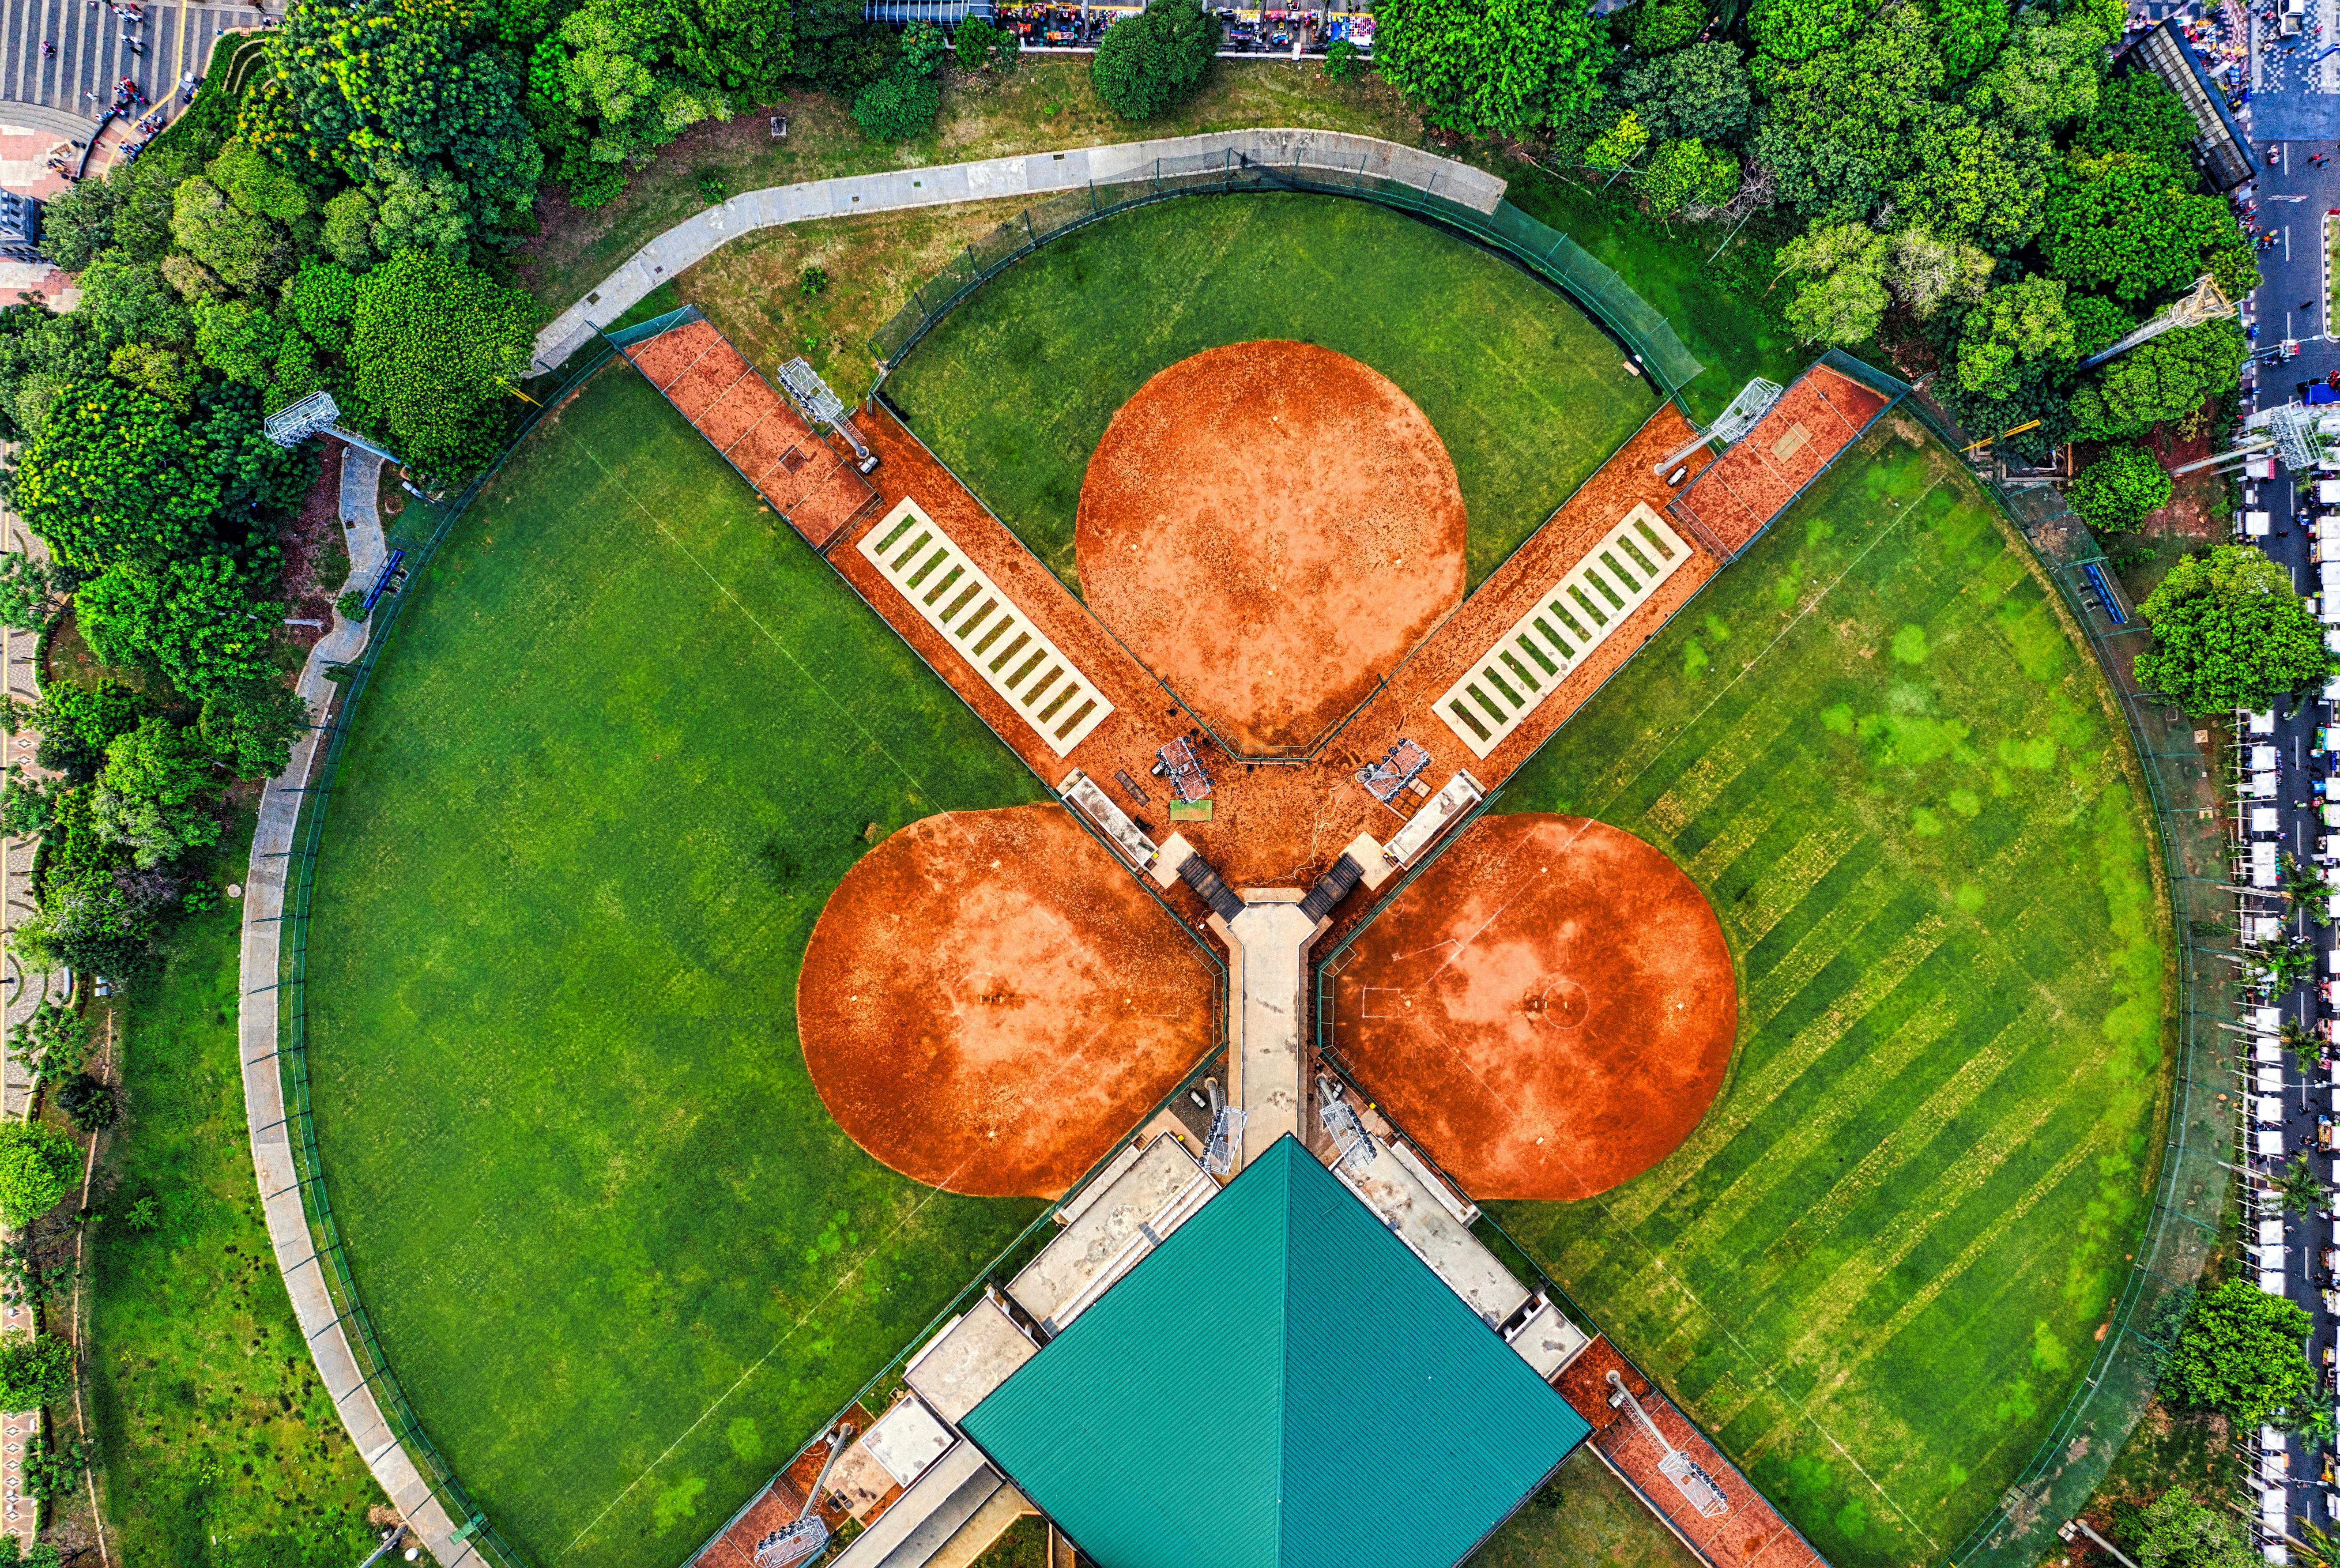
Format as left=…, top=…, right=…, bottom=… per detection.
left=959, top=1135, right=1589, bottom=1568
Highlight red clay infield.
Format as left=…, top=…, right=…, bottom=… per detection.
left=1329, top=813, right=1737, bottom=1201
left=1075, top=341, right=1466, bottom=753
left=797, top=805, right=1217, bottom=1199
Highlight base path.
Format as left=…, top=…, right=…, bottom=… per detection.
left=529, top=130, right=1505, bottom=374
left=1076, top=342, right=1465, bottom=754
left=796, top=806, right=1218, bottom=1199
left=1327, top=814, right=1737, bottom=1201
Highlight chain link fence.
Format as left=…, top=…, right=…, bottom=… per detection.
left=273, top=342, right=632, bottom=1568
left=867, top=149, right=1707, bottom=403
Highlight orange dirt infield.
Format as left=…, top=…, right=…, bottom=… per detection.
left=1329, top=813, right=1736, bottom=1201
left=1076, top=341, right=1466, bottom=753
left=797, top=805, right=1218, bottom=1199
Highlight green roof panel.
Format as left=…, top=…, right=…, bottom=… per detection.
left=960, top=1135, right=1590, bottom=1568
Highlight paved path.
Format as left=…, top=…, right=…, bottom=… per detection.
left=0, top=479, right=61, bottom=1125
left=529, top=128, right=1504, bottom=374
left=237, top=447, right=477, bottom=1565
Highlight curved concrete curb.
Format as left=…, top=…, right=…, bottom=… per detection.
left=238, top=449, right=479, bottom=1568
left=530, top=128, right=1503, bottom=374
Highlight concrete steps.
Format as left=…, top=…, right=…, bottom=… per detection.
left=0, top=0, right=233, bottom=147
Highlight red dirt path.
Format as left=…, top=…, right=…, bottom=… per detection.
left=1669, top=363, right=1890, bottom=558
left=1076, top=342, right=1467, bottom=753
left=1330, top=813, right=1737, bottom=1200
left=797, top=805, right=1217, bottom=1199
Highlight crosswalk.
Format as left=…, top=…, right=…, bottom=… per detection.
left=857, top=498, right=1115, bottom=758
left=0, top=0, right=238, bottom=141
left=1436, top=502, right=1691, bottom=759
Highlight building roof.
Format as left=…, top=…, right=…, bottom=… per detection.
left=960, top=1136, right=1590, bottom=1568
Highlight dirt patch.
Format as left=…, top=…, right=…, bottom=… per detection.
left=1075, top=341, right=1466, bottom=753
left=272, top=443, right=343, bottom=654
left=797, top=804, right=1218, bottom=1198
left=1330, top=813, right=1737, bottom=1201
left=1669, top=363, right=1891, bottom=556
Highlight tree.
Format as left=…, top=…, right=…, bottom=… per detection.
left=33, top=177, right=127, bottom=272
left=0, top=769, right=58, bottom=840
left=2042, top=153, right=2249, bottom=303
left=1640, top=139, right=1739, bottom=215
left=1749, top=120, right=1880, bottom=223
left=1632, top=0, right=1706, bottom=49
left=2278, top=1152, right=2327, bottom=1215
left=74, top=550, right=285, bottom=701
left=2165, top=1277, right=2319, bottom=1426
left=350, top=251, right=537, bottom=475
left=91, top=716, right=225, bottom=869
left=1583, top=109, right=1649, bottom=169
left=1956, top=276, right=2077, bottom=398
left=1618, top=41, right=1752, bottom=144
left=668, top=0, right=797, bottom=102
left=1373, top=0, right=1606, bottom=136
left=1091, top=0, right=1222, bottom=120
left=2135, top=1487, right=2257, bottom=1568
left=1891, top=115, right=2052, bottom=252
left=10, top=378, right=223, bottom=570
left=2075, top=70, right=2199, bottom=169
left=2068, top=443, right=2171, bottom=531
left=1777, top=222, right=1891, bottom=345
left=1923, top=0, right=2009, bottom=79
left=538, top=0, right=733, bottom=200
left=19, top=1436, right=86, bottom=1503
left=1885, top=227, right=1991, bottom=321
left=320, top=188, right=377, bottom=269
left=0, top=1333, right=72, bottom=1410
left=285, top=257, right=358, bottom=354
left=2134, top=544, right=2335, bottom=716
left=2071, top=317, right=2247, bottom=438
left=1747, top=0, right=1864, bottom=61
left=2287, top=852, right=2332, bottom=926
left=0, top=1123, right=75, bottom=1227
left=200, top=679, right=311, bottom=780
left=56, top=1073, right=116, bottom=1134
left=1965, top=10, right=2108, bottom=133
left=170, top=177, right=298, bottom=297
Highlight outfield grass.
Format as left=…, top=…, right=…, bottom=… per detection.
left=298, top=366, right=1051, bottom=1568
left=1471, top=1450, right=1701, bottom=1568
left=1488, top=422, right=2172, bottom=1568
left=86, top=816, right=386, bottom=1567
left=878, top=192, right=1658, bottom=591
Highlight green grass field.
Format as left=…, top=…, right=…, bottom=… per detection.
left=297, top=366, right=1053, bottom=1568
left=1489, top=422, right=2172, bottom=1567
left=879, top=192, right=1659, bottom=590
left=87, top=816, right=386, bottom=1567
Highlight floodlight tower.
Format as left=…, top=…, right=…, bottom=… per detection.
left=1651, top=377, right=1786, bottom=479
left=1606, top=1370, right=1730, bottom=1519
left=752, top=1421, right=856, bottom=1568
left=262, top=390, right=402, bottom=467
left=776, top=357, right=880, bottom=475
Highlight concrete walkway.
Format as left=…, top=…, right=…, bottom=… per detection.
left=0, top=482, right=64, bottom=1123
left=237, top=447, right=478, bottom=1566
left=529, top=128, right=1505, bottom=374
left=1216, top=897, right=1325, bottom=1175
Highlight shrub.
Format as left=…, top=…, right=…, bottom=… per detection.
left=1583, top=109, right=1649, bottom=170
left=1631, top=0, right=1706, bottom=50
left=0, top=1123, right=76, bottom=1228
left=337, top=588, right=368, bottom=622
left=57, top=1073, right=117, bottom=1133
left=0, top=1333, right=74, bottom=1410
left=1092, top=0, right=1221, bottom=120
left=695, top=170, right=728, bottom=205
left=1640, top=139, right=1740, bottom=214
left=799, top=266, right=829, bottom=298
left=19, top=1435, right=86, bottom=1501
left=2068, top=444, right=2172, bottom=532
left=954, top=17, right=1019, bottom=69
left=1323, top=37, right=1366, bottom=80
left=852, top=73, right=942, bottom=140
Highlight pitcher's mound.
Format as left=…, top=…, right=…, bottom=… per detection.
left=798, top=806, right=1217, bottom=1198
left=1076, top=340, right=1466, bottom=752
left=1329, top=814, right=1737, bottom=1201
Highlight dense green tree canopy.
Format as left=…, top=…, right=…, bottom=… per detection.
left=1374, top=0, right=1606, bottom=136
left=1778, top=222, right=1890, bottom=346
left=1890, top=115, right=2051, bottom=251
left=1956, top=276, right=2076, bottom=398
left=2134, top=1488, right=2256, bottom=1568
left=1618, top=41, right=1752, bottom=144
left=2075, top=71, right=2198, bottom=167
left=2070, top=317, right=2246, bottom=437
left=1090, top=0, right=1222, bottom=119
left=0, top=1335, right=74, bottom=1411
left=2067, top=443, right=2170, bottom=531
left=1964, top=9, right=2109, bottom=133
left=2162, top=1277, right=2319, bottom=1424
left=1640, top=139, right=1740, bottom=214
left=350, top=250, right=537, bottom=473
left=10, top=380, right=222, bottom=570
left=2134, top=546, right=2334, bottom=716
left=91, top=716, right=228, bottom=868
left=1747, top=0, right=1864, bottom=61
left=1924, top=0, right=2010, bottom=78
left=1630, top=0, right=1707, bottom=50
left=2042, top=152, right=2249, bottom=303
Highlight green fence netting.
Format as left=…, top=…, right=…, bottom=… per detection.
left=274, top=344, right=632, bottom=1568
left=867, top=149, right=1707, bottom=404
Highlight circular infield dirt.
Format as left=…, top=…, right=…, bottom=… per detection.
left=1075, top=340, right=1467, bottom=753
left=797, top=805, right=1219, bottom=1199
left=1329, top=814, right=1737, bottom=1201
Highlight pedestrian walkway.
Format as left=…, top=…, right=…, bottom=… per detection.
left=529, top=128, right=1505, bottom=374
left=0, top=476, right=61, bottom=1126
left=237, top=444, right=478, bottom=1568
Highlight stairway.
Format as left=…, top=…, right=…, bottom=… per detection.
left=0, top=0, right=236, bottom=143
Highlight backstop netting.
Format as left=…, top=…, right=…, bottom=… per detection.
left=866, top=151, right=1707, bottom=404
